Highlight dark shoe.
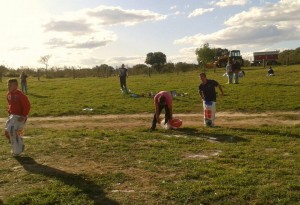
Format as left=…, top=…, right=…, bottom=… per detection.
left=149, top=127, right=155, bottom=131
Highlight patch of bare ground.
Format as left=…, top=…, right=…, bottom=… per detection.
left=0, top=111, right=297, bottom=130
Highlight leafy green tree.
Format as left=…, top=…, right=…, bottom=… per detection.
left=175, top=62, right=193, bottom=73
left=161, top=62, right=175, bottom=73
left=212, top=48, right=229, bottom=59
left=0, top=65, right=8, bottom=82
left=145, top=52, right=167, bottom=74
left=92, top=64, right=114, bottom=77
left=195, top=43, right=215, bottom=72
left=130, top=64, right=149, bottom=75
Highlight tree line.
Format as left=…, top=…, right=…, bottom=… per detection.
left=195, top=43, right=300, bottom=67
left=278, top=47, right=300, bottom=65
left=0, top=58, right=198, bottom=80
left=0, top=46, right=298, bottom=80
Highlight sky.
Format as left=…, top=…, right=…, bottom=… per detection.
left=0, top=0, right=299, bottom=69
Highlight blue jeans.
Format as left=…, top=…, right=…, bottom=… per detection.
left=21, top=82, right=28, bottom=94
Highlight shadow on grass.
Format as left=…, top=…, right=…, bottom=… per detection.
left=15, top=156, right=119, bottom=205
left=231, top=127, right=300, bottom=138
left=165, top=127, right=249, bottom=143
left=28, top=93, right=49, bottom=98
left=254, top=83, right=296, bottom=87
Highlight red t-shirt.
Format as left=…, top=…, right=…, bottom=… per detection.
left=7, top=89, right=30, bottom=116
left=154, top=91, right=173, bottom=115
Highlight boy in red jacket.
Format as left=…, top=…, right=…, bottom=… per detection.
left=5, top=78, right=30, bottom=155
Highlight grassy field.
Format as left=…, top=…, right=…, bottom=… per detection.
left=0, top=65, right=299, bottom=117
left=0, top=65, right=299, bottom=204
left=0, top=125, right=299, bottom=204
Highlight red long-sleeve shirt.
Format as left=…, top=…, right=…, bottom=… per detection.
left=7, top=89, right=30, bottom=116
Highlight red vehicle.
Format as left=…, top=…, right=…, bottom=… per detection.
left=251, top=51, right=279, bottom=66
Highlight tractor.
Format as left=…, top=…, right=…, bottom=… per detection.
left=215, top=50, right=244, bottom=68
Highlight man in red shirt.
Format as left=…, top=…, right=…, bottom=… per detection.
left=150, top=91, right=173, bottom=131
left=5, top=78, right=30, bottom=155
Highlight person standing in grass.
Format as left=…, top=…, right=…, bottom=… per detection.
left=119, top=64, right=128, bottom=93
left=232, top=59, right=241, bottom=84
left=19, top=71, right=28, bottom=94
left=225, top=58, right=233, bottom=84
left=198, top=73, right=224, bottom=127
left=5, top=78, right=31, bottom=155
left=150, top=91, right=173, bottom=131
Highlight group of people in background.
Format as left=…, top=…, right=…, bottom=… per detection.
left=117, top=64, right=224, bottom=130
left=5, top=62, right=277, bottom=155
left=225, top=58, right=242, bottom=84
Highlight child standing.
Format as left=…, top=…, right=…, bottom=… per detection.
left=5, top=78, right=30, bottom=156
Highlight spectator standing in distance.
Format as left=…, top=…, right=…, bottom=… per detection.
left=198, top=73, right=224, bottom=127
left=150, top=91, right=173, bottom=131
left=232, top=59, right=241, bottom=84
left=5, top=78, right=30, bottom=155
left=119, top=64, right=128, bottom=93
left=19, top=71, right=28, bottom=94
left=225, top=58, right=233, bottom=84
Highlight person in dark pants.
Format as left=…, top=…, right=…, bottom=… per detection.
left=119, top=64, right=128, bottom=93
left=19, top=71, right=28, bottom=94
left=232, top=59, right=241, bottom=84
left=150, top=91, right=173, bottom=131
left=268, top=66, right=274, bottom=76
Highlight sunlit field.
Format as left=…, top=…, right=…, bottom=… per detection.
left=0, top=65, right=299, bottom=117
left=0, top=65, right=299, bottom=204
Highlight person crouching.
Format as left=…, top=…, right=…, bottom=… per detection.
left=150, top=91, right=173, bottom=131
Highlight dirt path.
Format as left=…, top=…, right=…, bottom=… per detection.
left=1, top=111, right=298, bottom=129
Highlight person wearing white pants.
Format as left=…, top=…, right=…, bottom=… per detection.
left=5, top=115, right=27, bottom=155
left=198, top=73, right=224, bottom=127
left=202, top=101, right=216, bottom=127
left=5, top=79, right=30, bottom=156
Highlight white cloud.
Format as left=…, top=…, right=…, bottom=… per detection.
left=42, top=5, right=166, bottom=51
left=188, top=8, right=215, bottom=18
left=86, top=5, right=167, bottom=26
left=44, top=20, right=93, bottom=35
left=170, top=5, right=177, bottom=10
left=45, top=30, right=118, bottom=49
left=169, top=47, right=198, bottom=64
left=9, top=47, right=29, bottom=51
left=174, top=11, right=181, bottom=15
left=69, top=39, right=113, bottom=49
left=81, top=55, right=146, bottom=67
left=175, top=0, right=300, bottom=49
left=175, top=24, right=300, bottom=48
left=225, top=0, right=300, bottom=26
left=213, top=0, right=249, bottom=7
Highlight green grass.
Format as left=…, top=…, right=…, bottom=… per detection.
left=0, top=65, right=299, bottom=117
left=0, top=126, right=299, bottom=204
left=0, top=65, right=299, bottom=204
